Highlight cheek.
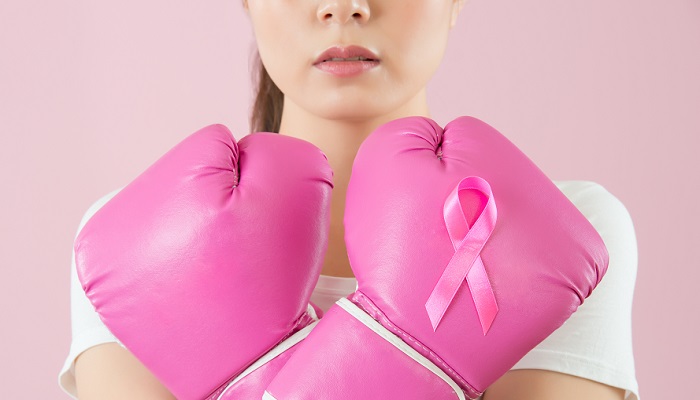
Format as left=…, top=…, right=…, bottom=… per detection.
left=248, top=4, right=308, bottom=91
left=384, top=0, right=452, bottom=82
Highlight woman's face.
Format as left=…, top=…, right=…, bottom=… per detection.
left=244, top=0, right=464, bottom=121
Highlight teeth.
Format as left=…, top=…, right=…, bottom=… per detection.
left=328, top=56, right=371, bottom=62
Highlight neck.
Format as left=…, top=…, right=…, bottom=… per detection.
left=278, top=89, right=431, bottom=277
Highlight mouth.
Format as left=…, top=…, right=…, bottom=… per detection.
left=313, top=45, right=380, bottom=65
left=313, top=45, right=380, bottom=77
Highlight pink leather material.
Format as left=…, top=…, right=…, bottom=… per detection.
left=207, top=317, right=313, bottom=400
left=350, top=291, right=475, bottom=399
left=217, top=338, right=303, bottom=400
left=266, top=116, right=608, bottom=399
left=266, top=302, right=462, bottom=400
left=344, top=116, right=608, bottom=395
left=74, top=124, right=333, bottom=400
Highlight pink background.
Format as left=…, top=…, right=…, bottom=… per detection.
left=1, top=1, right=697, bottom=398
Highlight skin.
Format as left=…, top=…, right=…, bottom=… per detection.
left=75, top=343, right=175, bottom=400
left=245, top=0, right=464, bottom=278
left=74, top=1, right=627, bottom=399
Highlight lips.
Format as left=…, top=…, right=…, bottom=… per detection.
left=313, top=45, right=381, bottom=77
left=314, top=45, right=380, bottom=65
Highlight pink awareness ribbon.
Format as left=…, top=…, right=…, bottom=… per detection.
left=425, top=176, right=499, bottom=335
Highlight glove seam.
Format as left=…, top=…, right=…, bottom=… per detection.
left=205, top=306, right=319, bottom=400
left=351, top=291, right=480, bottom=399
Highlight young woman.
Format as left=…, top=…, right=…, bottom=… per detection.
left=59, top=1, right=640, bottom=399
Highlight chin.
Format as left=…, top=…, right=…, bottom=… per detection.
left=309, top=99, right=398, bottom=123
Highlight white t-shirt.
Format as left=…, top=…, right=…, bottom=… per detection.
left=58, top=180, right=640, bottom=400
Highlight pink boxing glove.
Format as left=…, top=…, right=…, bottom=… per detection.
left=264, top=116, right=609, bottom=399
left=74, top=124, right=333, bottom=400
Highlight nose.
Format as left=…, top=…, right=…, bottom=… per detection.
left=317, top=0, right=370, bottom=25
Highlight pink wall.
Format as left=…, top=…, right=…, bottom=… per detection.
left=1, top=0, right=697, bottom=398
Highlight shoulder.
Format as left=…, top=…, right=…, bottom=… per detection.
left=553, top=180, right=637, bottom=263
left=555, top=181, right=639, bottom=310
left=494, top=180, right=641, bottom=399
left=553, top=180, right=633, bottom=224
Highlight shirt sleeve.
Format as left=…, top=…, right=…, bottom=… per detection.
left=58, top=188, right=125, bottom=399
left=507, top=180, right=640, bottom=400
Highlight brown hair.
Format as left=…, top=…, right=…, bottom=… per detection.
left=250, top=50, right=284, bottom=133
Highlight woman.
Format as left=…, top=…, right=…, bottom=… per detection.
left=59, top=1, right=640, bottom=399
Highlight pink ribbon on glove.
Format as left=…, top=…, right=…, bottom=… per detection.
left=425, top=176, right=499, bottom=335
